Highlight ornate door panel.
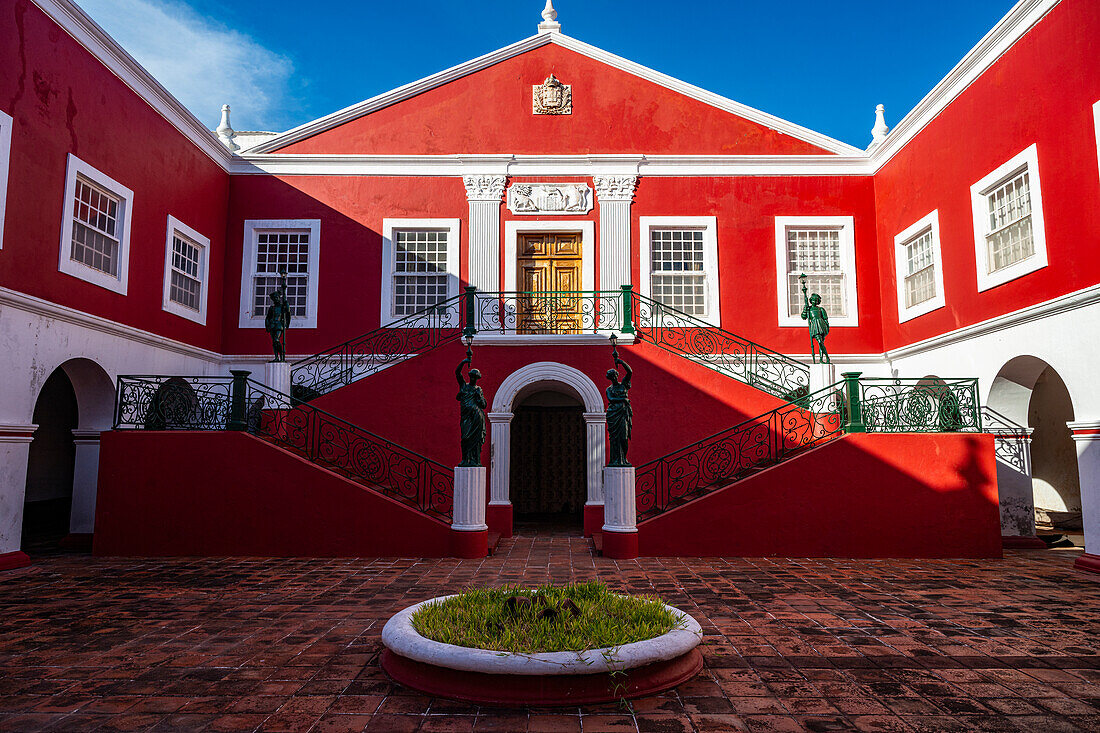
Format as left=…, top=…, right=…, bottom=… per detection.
left=517, top=233, right=582, bottom=334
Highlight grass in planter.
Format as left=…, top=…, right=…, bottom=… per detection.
left=410, top=582, right=679, bottom=654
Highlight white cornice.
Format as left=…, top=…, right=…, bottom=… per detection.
left=30, top=0, right=233, bottom=170
left=867, top=0, right=1060, bottom=169
left=248, top=33, right=860, bottom=156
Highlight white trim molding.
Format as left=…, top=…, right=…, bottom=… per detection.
left=970, top=144, right=1048, bottom=292
left=502, top=219, right=595, bottom=293
left=238, top=219, right=321, bottom=329
left=0, top=110, right=12, bottom=250
left=638, top=216, right=720, bottom=327
left=893, top=210, right=946, bottom=323
left=58, top=153, right=134, bottom=295
left=161, top=215, right=211, bottom=325
left=380, top=218, right=461, bottom=327
left=774, top=215, right=858, bottom=327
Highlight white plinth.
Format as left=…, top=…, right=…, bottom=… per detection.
left=265, top=361, right=292, bottom=405
left=453, top=466, right=488, bottom=531
left=602, top=466, right=637, bottom=533
left=808, top=362, right=837, bottom=394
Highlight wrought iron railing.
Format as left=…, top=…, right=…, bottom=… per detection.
left=635, top=381, right=848, bottom=521
left=859, top=377, right=982, bottom=433
left=474, top=290, right=625, bottom=335
left=631, top=292, right=810, bottom=399
left=114, top=374, right=453, bottom=521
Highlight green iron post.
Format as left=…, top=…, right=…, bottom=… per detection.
left=620, top=284, right=635, bottom=335
left=841, top=371, right=865, bottom=433
left=462, top=286, right=477, bottom=338
left=228, top=370, right=251, bottom=431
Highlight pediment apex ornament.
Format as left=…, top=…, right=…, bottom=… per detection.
left=507, top=183, right=593, bottom=215
left=593, top=175, right=639, bottom=202
left=533, top=74, right=572, bottom=115
left=463, top=175, right=507, bottom=202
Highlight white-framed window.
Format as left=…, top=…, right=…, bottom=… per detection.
left=161, top=215, right=210, bottom=325
left=1093, top=100, right=1100, bottom=190
left=970, top=144, right=1048, bottom=291
left=57, top=154, right=134, bottom=294
left=238, top=219, right=321, bottom=328
left=774, top=216, right=857, bottom=327
left=638, top=217, right=720, bottom=327
left=0, top=109, right=12, bottom=250
left=893, top=210, right=946, bottom=323
left=381, top=218, right=460, bottom=326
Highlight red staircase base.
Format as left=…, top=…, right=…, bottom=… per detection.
left=487, top=504, right=513, bottom=538
left=1074, top=553, right=1100, bottom=576
left=0, top=551, right=31, bottom=571
left=451, top=529, right=488, bottom=559
left=602, top=530, right=639, bottom=560
left=583, top=504, right=604, bottom=538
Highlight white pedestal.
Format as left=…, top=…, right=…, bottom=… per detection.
left=453, top=466, right=488, bottom=531
left=602, top=466, right=637, bottom=533
left=808, top=362, right=837, bottom=395
left=1069, top=422, right=1100, bottom=558
left=265, top=361, right=292, bottom=408
left=0, top=426, right=35, bottom=555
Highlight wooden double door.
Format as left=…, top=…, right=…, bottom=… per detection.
left=516, top=233, right=582, bottom=334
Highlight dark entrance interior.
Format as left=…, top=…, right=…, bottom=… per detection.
left=22, top=367, right=79, bottom=551
left=510, top=390, right=586, bottom=529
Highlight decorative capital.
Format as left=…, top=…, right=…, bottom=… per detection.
left=463, top=175, right=507, bottom=202
left=593, top=175, right=638, bottom=202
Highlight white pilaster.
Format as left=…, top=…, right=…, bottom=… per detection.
left=488, top=412, right=513, bottom=506
left=602, top=466, right=637, bottom=533
left=594, top=175, right=638, bottom=292
left=70, top=430, right=101, bottom=535
left=584, top=412, right=607, bottom=505
left=0, top=425, right=36, bottom=555
left=988, top=427, right=1036, bottom=537
left=808, top=362, right=837, bottom=394
left=463, top=175, right=507, bottom=293
left=1068, top=420, right=1100, bottom=557
left=452, top=466, right=488, bottom=531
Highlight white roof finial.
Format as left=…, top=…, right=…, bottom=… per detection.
left=870, top=103, right=889, bottom=146
left=216, top=104, right=239, bottom=152
left=538, top=0, right=561, bottom=33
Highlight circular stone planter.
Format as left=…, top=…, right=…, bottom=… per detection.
left=380, top=595, right=703, bottom=706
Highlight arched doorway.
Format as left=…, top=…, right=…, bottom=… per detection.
left=510, top=390, right=586, bottom=531
left=22, top=368, right=78, bottom=550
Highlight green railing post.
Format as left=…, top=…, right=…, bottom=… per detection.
left=841, top=371, right=865, bottom=433
left=620, top=284, right=635, bottom=335
left=228, top=370, right=251, bottom=431
left=462, top=286, right=477, bottom=338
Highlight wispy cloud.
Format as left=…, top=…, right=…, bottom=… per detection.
left=79, top=0, right=298, bottom=132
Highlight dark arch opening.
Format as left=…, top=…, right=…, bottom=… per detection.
left=510, top=390, right=586, bottom=534
left=22, top=368, right=79, bottom=552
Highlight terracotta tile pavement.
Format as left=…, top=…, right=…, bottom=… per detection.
left=1, top=530, right=1099, bottom=732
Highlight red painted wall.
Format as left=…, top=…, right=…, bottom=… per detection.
left=94, top=430, right=453, bottom=557
left=0, top=0, right=229, bottom=351
left=639, top=432, right=1002, bottom=558
left=874, top=0, right=1100, bottom=351
left=273, top=43, right=832, bottom=156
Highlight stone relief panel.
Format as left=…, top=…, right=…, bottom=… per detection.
left=507, top=184, right=593, bottom=215
left=532, top=74, right=572, bottom=115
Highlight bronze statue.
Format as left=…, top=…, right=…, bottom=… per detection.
left=606, top=339, right=633, bottom=467
left=264, top=269, right=291, bottom=362
left=456, top=341, right=487, bottom=467
left=799, top=275, right=830, bottom=364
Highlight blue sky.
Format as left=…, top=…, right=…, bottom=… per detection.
left=79, top=0, right=1017, bottom=148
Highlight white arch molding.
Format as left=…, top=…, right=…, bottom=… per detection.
left=489, top=362, right=606, bottom=530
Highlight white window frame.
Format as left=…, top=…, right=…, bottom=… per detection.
left=238, top=219, right=321, bottom=329
left=970, top=144, right=1048, bottom=292
left=1093, top=100, right=1100, bottom=188
left=638, top=216, right=720, bottom=327
left=58, top=153, right=134, bottom=294
left=161, top=215, right=210, bottom=325
left=0, top=109, right=12, bottom=250
left=381, top=218, right=461, bottom=326
left=774, top=216, right=858, bottom=327
left=893, top=210, right=946, bottom=323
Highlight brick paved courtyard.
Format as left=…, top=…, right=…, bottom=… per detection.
left=1, top=528, right=1099, bottom=732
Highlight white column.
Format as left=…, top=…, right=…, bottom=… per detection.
left=808, top=362, right=837, bottom=394
left=602, top=466, right=637, bottom=532
left=0, top=424, right=36, bottom=555
left=594, top=175, right=638, bottom=292
left=1068, top=421, right=1100, bottom=559
left=988, top=427, right=1036, bottom=537
left=70, top=430, right=101, bottom=535
left=584, top=412, right=606, bottom=506
left=463, top=175, right=507, bottom=293
left=452, top=466, right=488, bottom=531
left=488, top=412, right=513, bottom=506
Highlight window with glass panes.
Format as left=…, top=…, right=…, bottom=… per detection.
left=168, top=233, right=202, bottom=311
left=251, top=231, right=310, bottom=318
left=393, top=229, right=449, bottom=315
left=70, top=177, right=120, bottom=276
left=902, top=228, right=936, bottom=308
left=985, top=169, right=1033, bottom=273
left=786, top=228, right=846, bottom=317
left=650, top=229, right=706, bottom=315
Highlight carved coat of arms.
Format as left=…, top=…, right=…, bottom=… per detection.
left=532, top=74, right=572, bottom=115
